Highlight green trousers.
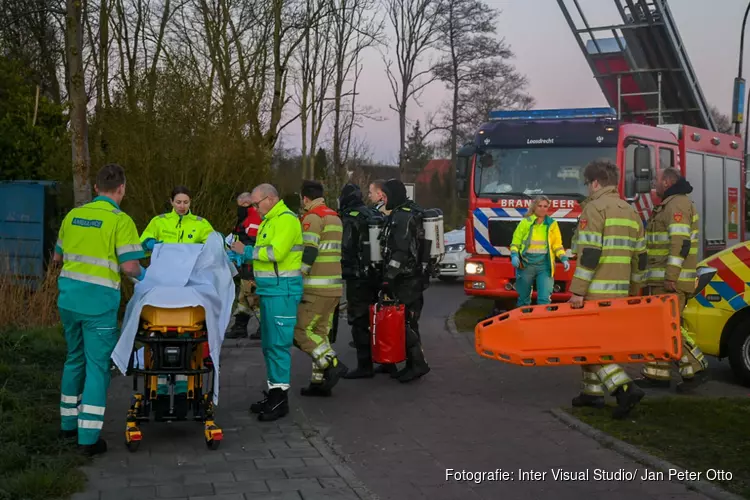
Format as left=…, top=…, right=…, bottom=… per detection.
left=59, top=308, right=119, bottom=445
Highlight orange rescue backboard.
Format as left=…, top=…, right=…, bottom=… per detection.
left=475, top=295, right=682, bottom=367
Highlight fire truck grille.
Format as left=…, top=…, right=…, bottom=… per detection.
left=486, top=220, right=577, bottom=250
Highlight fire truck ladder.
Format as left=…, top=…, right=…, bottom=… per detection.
left=557, top=0, right=716, bottom=131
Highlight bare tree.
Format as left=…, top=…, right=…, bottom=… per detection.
left=295, top=0, right=334, bottom=179
left=440, top=59, right=534, bottom=146
left=433, top=0, right=507, bottom=167
left=329, top=0, right=383, bottom=178
left=65, top=0, right=92, bottom=205
left=709, top=105, right=733, bottom=135
left=382, top=0, right=440, bottom=178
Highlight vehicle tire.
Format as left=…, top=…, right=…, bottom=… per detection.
left=727, top=319, right=750, bottom=387
left=438, top=276, right=458, bottom=283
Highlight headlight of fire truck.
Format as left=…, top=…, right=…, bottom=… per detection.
left=465, top=262, right=484, bottom=275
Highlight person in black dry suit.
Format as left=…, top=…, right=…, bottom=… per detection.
left=378, top=178, right=431, bottom=383
left=337, top=183, right=381, bottom=379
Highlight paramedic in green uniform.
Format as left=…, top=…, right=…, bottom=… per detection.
left=54, top=164, right=146, bottom=456
left=509, top=195, right=570, bottom=306
left=139, top=185, right=214, bottom=397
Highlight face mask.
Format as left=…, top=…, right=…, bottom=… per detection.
left=237, top=206, right=248, bottom=220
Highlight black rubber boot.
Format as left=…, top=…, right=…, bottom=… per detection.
left=226, top=312, right=250, bottom=339
left=300, top=383, right=332, bottom=397
left=250, top=391, right=269, bottom=414
left=397, top=346, right=430, bottom=383
left=343, top=351, right=374, bottom=379
left=249, top=322, right=261, bottom=340
left=571, top=393, right=605, bottom=409
left=79, top=438, right=107, bottom=457
left=60, top=429, right=77, bottom=440
left=612, top=383, right=645, bottom=419
left=258, top=388, right=289, bottom=422
left=676, top=370, right=709, bottom=394
left=320, top=356, right=348, bottom=391
left=633, top=377, right=670, bottom=389
left=375, top=363, right=396, bottom=375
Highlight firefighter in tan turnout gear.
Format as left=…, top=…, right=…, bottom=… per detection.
left=568, top=159, right=646, bottom=419
left=294, top=180, right=348, bottom=397
left=635, top=167, right=709, bottom=392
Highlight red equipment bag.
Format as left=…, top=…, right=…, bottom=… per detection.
left=369, top=301, right=406, bottom=364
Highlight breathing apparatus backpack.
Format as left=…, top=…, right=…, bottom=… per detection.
left=414, top=207, right=445, bottom=280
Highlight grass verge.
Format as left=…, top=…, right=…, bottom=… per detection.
left=453, top=297, right=495, bottom=332
left=568, top=397, right=750, bottom=498
left=0, top=327, right=88, bottom=500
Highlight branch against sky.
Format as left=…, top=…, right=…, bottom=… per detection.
left=381, top=0, right=441, bottom=178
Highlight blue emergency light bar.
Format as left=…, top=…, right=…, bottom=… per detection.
left=488, top=107, right=618, bottom=121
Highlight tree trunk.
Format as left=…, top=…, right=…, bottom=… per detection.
left=398, top=100, right=407, bottom=180
left=66, top=0, right=92, bottom=206
left=450, top=83, right=459, bottom=225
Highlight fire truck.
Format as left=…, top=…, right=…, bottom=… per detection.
left=456, top=0, right=746, bottom=305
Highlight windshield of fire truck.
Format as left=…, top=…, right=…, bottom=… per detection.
left=473, top=147, right=617, bottom=198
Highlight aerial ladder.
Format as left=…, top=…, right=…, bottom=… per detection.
left=556, top=0, right=717, bottom=131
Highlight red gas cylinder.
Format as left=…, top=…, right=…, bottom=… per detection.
left=369, top=302, right=406, bottom=364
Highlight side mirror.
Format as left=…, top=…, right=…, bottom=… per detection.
left=456, top=178, right=467, bottom=194
left=634, top=145, right=652, bottom=180
left=456, top=159, right=468, bottom=179
left=635, top=179, right=651, bottom=194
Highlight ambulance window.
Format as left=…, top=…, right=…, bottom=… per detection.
left=624, top=142, right=656, bottom=199
left=659, top=148, right=675, bottom=169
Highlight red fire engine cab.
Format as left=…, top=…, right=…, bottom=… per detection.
left=455, top=0, right=746, bottom=306
left=455, top=110, right=745, bottom=304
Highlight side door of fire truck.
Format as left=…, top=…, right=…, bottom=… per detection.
left=682, top=151, right=743, bottom=261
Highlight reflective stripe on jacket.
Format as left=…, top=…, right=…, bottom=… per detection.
left=645, top=193, right=699, bottom=292
left=252, top=200, right=304, bottom=296
left=569, top=186, right=647, bottom=299
left=510, top=215, right=566, bottom=278
left=55, top=196, right=145, bottom=315
left=140, top=209, right=214, bottom=245
left=301, top=198, right=343, bottom=297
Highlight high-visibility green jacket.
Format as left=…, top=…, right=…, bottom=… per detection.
left=55, top=196, right=145, bottom=315
left=570, top=186, right=647, bottom=299
left=140, top=209, right=214, bottom=246
left=510, top=215, right=567, bottom=277
left=252, top=200, right=304, bottom=296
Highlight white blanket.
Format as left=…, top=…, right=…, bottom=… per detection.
left=112, top=232, right=238, bottom=405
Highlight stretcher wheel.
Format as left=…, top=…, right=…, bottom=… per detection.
left=126, top=439, right=141, bottom=452
left=206, top=438, right=221, bottom=450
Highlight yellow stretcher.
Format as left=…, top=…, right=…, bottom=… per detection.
left=475, top=295, right=683, bottom=366
left=124, top=305, right=223, bottom=451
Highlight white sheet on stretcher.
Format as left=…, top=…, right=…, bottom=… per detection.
left=112, top=232, right=238, bottom=405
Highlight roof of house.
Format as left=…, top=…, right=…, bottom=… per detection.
left=415, top=159, right=451, bottom=185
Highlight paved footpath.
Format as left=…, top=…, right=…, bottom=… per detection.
left=74, top=282, right=730, bottom=500
left=73, top=335, right=372, bottom=499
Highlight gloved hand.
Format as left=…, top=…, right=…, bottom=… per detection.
left=226, top=250, right=243, bottom=268
left=511, top=254, right=520, bottom=269
left=136, top=265, right=147, bottom=282
left=143, top=238, right=161, bottom=251
left=561, top=256, right=570, bottom=272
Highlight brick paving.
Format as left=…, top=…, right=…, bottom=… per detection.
left=73, top=282, right=732, bottom=500
left=72, top=319, right=372, bottom=500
